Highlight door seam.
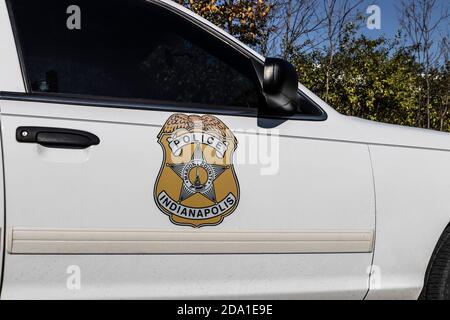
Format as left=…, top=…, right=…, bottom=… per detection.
left=363, top=144, right=378, bottom=300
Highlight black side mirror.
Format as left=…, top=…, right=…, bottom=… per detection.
left=262, top=58, right=299, bottom=115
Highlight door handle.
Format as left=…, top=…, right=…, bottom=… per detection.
left=16, top=127, right=100, bottom=149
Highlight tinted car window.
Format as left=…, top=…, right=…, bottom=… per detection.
left=9, top=0, right=263, bottom=108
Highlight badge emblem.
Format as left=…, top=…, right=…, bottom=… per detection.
left=154, top=114, right=240, bottom=228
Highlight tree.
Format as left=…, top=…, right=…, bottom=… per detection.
left=177, top=0, right=273, bottom=47
left=321, top=0, right=364, bottom=102
left=271, top=0, right=324, bottom=59
left=400, top=0, right=450, bottom=129
left=292, top=32, right=421, bottom=127
left=429, top=58, right=449, bottom=132
left=177, top=0, right=450, bottom=133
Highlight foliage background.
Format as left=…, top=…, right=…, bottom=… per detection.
left=177, top=0, right=449, bottom=132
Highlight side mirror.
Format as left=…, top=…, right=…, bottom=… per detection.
left=262, top=58, right=299, bottom=115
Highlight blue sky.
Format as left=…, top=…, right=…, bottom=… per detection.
left=361, top=0, right=398, bottom=39
left=267, top=0, right=448, bottom=58
left=360, top=0, right=449, bottom=40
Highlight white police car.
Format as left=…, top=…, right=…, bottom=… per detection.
left=0, top=0, right=449, bottom=300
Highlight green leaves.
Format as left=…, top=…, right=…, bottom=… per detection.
left=293, top=32, right=448, bottom=131
left=177, top=0, right=449, bottom=132
left=177, top=0, right=273, bottom=46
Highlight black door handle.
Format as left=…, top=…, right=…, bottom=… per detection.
left=16, top=127, right=100, bottom=149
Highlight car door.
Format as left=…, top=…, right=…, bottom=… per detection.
left=0, top=0, right=375, bottom=299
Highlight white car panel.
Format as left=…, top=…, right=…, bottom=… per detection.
left=3, top=254, right=370, bottom=300
left=366, top=146, right=450, bottom=299
left=0, top=0, right=24, bottom=93
left=0, top=100, right=375, bottom=299
left=0, top=0, right=449, bottom=300
left=0, top=136, right=4, bottom=291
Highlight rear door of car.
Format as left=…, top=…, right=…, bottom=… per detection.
left=0, top=0, right=375, bottom=299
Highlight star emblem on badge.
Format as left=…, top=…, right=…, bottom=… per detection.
left=167, top=142, right=228, bottom=203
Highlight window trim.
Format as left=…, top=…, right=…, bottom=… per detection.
left=0, top=91, right=328, bottom=122
left=5, top=0, right=31, bottom=92
left=5, top=0, right=327, bottom=122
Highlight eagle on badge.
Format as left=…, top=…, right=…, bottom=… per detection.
left=154, top=114, right=240, bottom=228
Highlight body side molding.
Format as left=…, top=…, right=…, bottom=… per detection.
left=8, top=228, right=374, bottom=254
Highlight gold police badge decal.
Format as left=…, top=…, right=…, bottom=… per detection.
left=154, top=114, right=240, bottom=228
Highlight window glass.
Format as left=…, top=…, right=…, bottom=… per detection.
left=9, top=0, right=263, bottom=108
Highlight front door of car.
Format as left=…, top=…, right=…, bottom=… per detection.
left=1, top=0, right=375, bottom=299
